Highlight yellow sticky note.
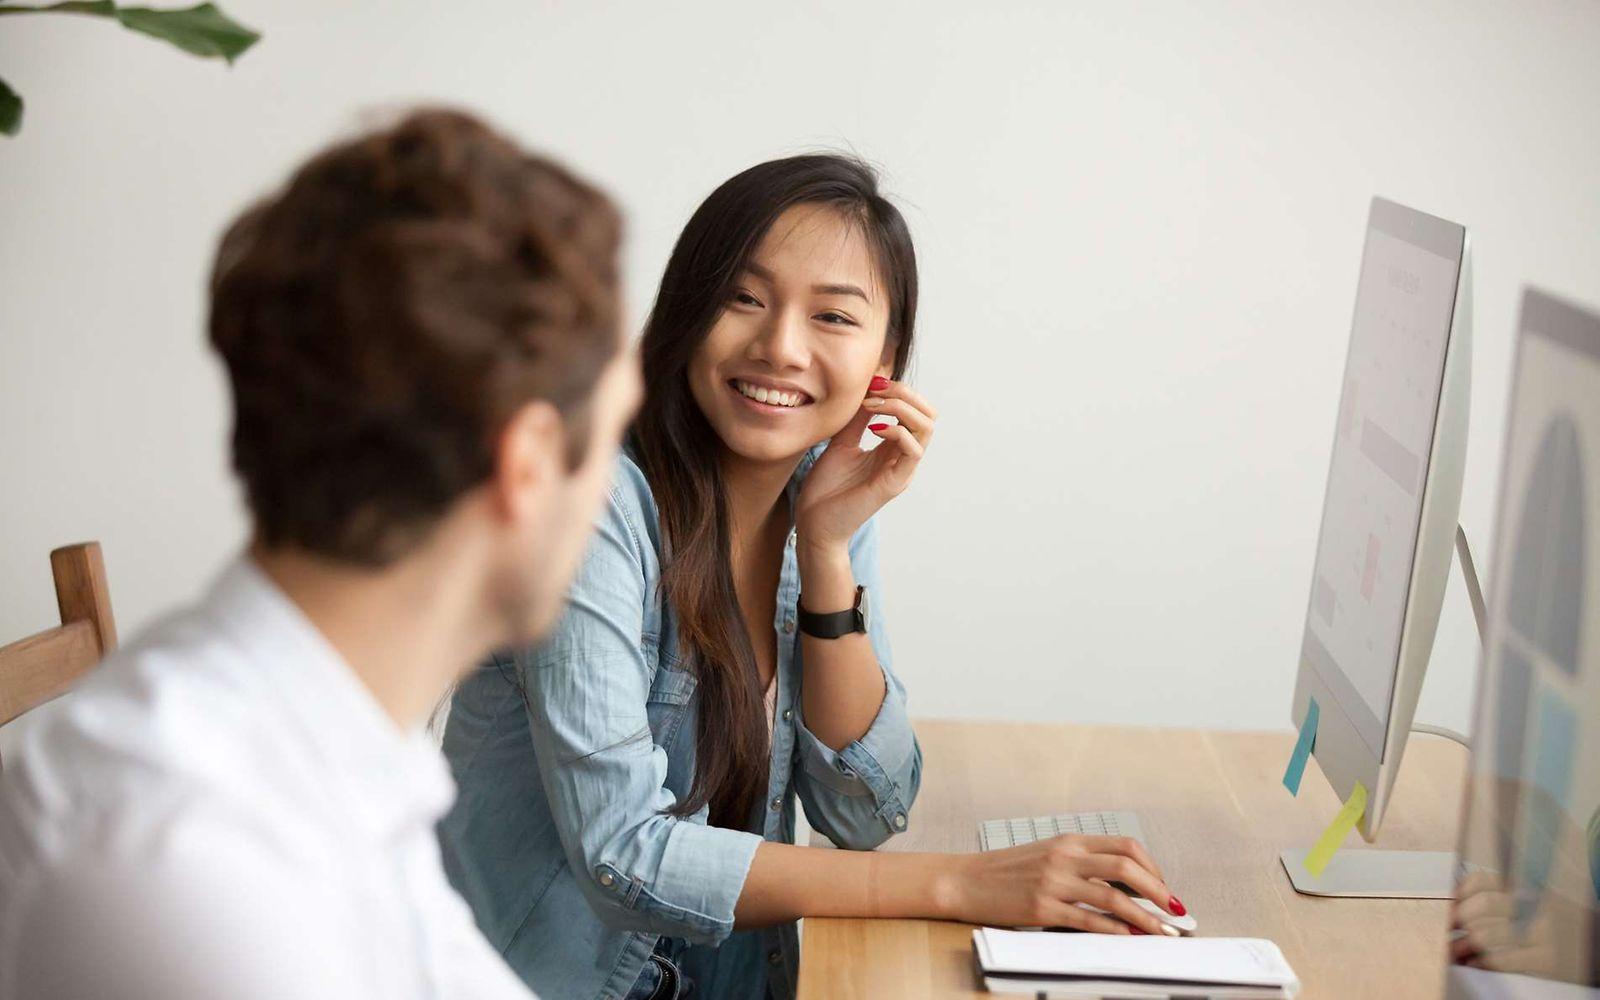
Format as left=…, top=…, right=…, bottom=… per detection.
left=1303, top=780, right=1367, bottom=877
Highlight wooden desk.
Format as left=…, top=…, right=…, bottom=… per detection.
left=798, top=720, right=1468, bottom=999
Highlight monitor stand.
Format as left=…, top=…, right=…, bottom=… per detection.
left=1278, top=849, right=1456, bottom=898
left=1279, top=525, right=1484, bottom=901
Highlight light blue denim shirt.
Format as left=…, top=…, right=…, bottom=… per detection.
left=439, top=440, right=922, bottom=1000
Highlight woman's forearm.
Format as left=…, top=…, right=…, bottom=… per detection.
left=735, top=824, right=1191, bottom=937
left=736, top=834, right=1184, bottom=938
left=795, top=541, right=888, bottom=749
left=733, top=841, right=960, bottom=928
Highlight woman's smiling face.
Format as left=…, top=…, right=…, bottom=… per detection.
left=688, top=204, right=893, bottom=466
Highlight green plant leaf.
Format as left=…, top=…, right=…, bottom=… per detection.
left=112, top=3, right=259, bottom=62
left=0, top=3, right=260, bottom=63
left=0, top=76, right=22, bottom=135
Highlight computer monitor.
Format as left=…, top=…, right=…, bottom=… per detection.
left=1445, top=288, right=1600, bottom=998
left=1281, top=197, right=1473, bottom=897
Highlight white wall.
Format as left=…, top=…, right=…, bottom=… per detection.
left=4, top=1, right=1598, bottom=751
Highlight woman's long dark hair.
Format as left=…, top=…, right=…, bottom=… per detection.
left=634, top=154, right=919, bottom=829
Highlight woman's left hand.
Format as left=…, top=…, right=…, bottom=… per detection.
left=795, top=376, right=937, bottom=549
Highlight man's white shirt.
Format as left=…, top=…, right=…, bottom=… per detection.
left=0, top=558, right=535, bottom=1000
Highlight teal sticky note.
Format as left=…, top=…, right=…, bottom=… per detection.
left=1283, top=697, right=1319, bottom=796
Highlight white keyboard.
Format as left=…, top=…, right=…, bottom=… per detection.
left=977, top=810, right=1145, bottom=851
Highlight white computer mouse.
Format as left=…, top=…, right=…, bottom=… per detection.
left=1080, top=895, right=1198, bottom=936
left=1130, top=896, right=1198, bottom=936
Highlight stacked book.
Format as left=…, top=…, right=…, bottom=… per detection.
left=974, top=928, right=1301, bottom=998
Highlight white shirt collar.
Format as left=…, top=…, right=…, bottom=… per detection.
left=204, top=556, right=456, bottom=841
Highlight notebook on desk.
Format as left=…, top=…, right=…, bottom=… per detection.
left=973, top=927, right=1301, bottom=998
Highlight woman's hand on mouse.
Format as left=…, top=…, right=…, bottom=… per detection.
left=795, top=375, right=937, bottom=550
left=935, top=834, right=1184, bottom=935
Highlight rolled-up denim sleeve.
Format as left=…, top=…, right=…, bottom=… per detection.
left=793, top=515, right=923, bottom=851
left=520, top=482, right=761, bottom=946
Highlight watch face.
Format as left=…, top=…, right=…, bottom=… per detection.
left=857, top=586, right=871, bottom=632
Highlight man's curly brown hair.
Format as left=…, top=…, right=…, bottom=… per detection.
left=208, top=108, right=622, bottom=566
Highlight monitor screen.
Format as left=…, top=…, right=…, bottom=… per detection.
left=1297, top=198, right=1466, bottom=757
left=1446, top=290, right=1600, bottom=998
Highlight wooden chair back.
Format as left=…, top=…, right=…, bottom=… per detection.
left=0, top=542, right=118, bottom=730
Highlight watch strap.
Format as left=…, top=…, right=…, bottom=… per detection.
left=797, top=586, right=867, bottom=639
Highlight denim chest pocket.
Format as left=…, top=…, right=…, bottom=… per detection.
left=644, top=644, right=698, bottom=755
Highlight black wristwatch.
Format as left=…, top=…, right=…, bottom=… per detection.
left=797, top=586, right=870, bottom=639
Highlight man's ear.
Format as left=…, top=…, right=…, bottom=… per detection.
left=489, top=400, right=565, bottom=524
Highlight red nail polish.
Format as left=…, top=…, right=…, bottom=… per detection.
left=1129, top=926, right=1147, bottom=935
left=869, top=375, right=890, bottom=391
left=1169, top=896, right=1187, bottom=916
left=868, top=423, right=890, bottom=432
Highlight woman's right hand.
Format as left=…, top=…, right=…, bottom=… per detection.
left=936, top=834, right=1183, bottom=935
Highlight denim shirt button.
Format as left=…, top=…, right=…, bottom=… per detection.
left=769, top=795, right=782, bottom=812
left=768, top=948, right=783, bottom=966
left=893, top=813, right=907, bottom=829
left=782, top=618, right=795, bottom=634
left=597, top=870, right=615, bottom=887
left=782, top=708, right=793, bottom=722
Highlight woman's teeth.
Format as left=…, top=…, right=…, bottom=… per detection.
left=734, top=380, right=806, bottom=408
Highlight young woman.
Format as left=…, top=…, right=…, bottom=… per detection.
left=440, top=155, right=1185, bottom=1000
